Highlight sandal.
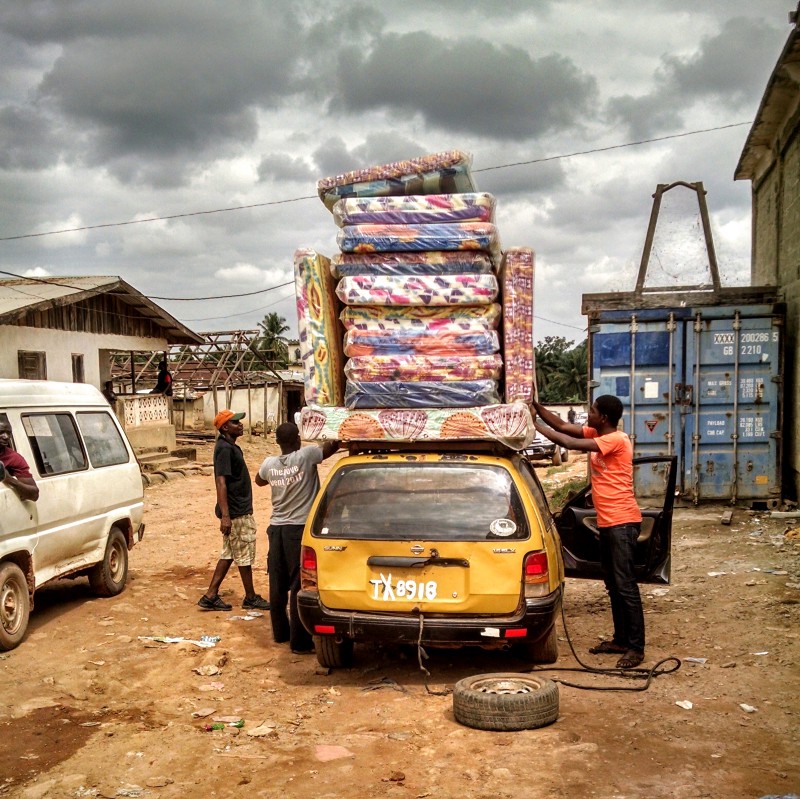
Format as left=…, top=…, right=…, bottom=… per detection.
left=616, top=650, right=645, bottom=669
left=589, top=640, right=627, bottom=655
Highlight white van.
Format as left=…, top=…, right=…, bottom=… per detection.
left=0, top=379, right=145, bottom=650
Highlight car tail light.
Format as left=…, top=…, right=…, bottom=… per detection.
left=523, top=551, right=550, bottom=598
left=300, top=545, right=318, bottom=592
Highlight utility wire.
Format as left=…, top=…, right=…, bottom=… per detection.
left=0, top=121, right=752, bottom=244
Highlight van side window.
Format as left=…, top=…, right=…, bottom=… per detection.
left=76, top=412, right=130, bottom=468
left=22, top=413, right=87, bottom=476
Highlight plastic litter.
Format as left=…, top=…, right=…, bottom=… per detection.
left=739, top=703, right=757, bottom=713
left=675, top=700, right=693, bottom=710
left=684, top=657, right=707, bottom=664
left=707, top=571, right=727, bottom=577
left=138, top=635, right=218, bottom=649
left=204, top=722, right=226, bottom=731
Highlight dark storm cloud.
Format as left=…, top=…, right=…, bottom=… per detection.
left=476, top=158, right=566, bottom=199
left=0, top=106, right=61, bottom=170
left=257, top=153, right=317, bottom=184
left=1, top=2, right=306, bottom=183
left=333, top=32, right=598, bottom=140
left=312, top=132, right=432, bottom=181
left=607, top=16, right=784, bottom=138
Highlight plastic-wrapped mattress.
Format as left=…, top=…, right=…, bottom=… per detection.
left=294, top=248, right=344, bottom=406
left=340, top=303, right=502, bottom=331
left=502, top=247, right=536, bottom=403
left=344, top=354, right=503, bottom=382
left=331, top=251, right=494, bottom=277
left=317, top=150, right=476, bottom=212
left=336, top=274, right=498, bottom=306
left=344, top=379, right=501, bottom=409
left=299, top=402, right=535, bottom=448
left=332, top=192, right=495, bottom=227
left=343, top=328, right=500, bottom=357
left=337, top=222, right=501, bottom=264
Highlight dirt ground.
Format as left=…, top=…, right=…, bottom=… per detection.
left=2, top=437, right=799, bottom=799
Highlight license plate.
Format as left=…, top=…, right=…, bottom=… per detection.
left=367, top=569, right=465, bottom=603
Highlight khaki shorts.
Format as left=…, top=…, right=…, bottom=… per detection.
left=220, top=514, right=257, bottom=567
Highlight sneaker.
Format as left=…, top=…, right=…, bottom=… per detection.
left=242, top=593, right=270, bottom=610
left=198, top=594, right=232, bottom=611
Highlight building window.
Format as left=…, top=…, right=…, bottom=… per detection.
left=72, top=353, right=85, bottom=383
left=18, top=351, right=47, bottom=380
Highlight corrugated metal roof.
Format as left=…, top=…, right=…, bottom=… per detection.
left=0, top=276, right=203, bottom=345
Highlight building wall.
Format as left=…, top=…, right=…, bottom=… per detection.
left=0, top=325, right=166, bottom=388
left=752, top=127, right=800, bottom=500
left=752, top=166, right=779, bottom=284
left=201, top=384, right=283, bottom=431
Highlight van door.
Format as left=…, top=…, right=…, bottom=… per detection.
left=0, top=413, right=39, bottom=551
left=19, top=412, right=102, bottom=582
left=555, top=456, right=677, bottom=584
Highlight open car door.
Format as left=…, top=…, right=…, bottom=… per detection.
left=555, top=456, right=678, bottom=585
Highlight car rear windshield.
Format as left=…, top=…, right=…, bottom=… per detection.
left=311, top=462, right=530, bottom=541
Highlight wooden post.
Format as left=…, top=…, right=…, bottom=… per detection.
left=247, top=383, right=252, bottom=442
left=263, top=382, right=268, bottom=434
left=130, top=351, right=136, bottom=394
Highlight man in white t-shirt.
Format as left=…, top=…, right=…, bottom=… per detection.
left=255, top=423, right=339, bottom=653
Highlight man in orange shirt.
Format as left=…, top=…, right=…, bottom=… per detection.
left=532, top=395, right=644, bottom=669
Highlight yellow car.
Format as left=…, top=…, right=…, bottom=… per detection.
left=298, top=445, right=676, bottom=669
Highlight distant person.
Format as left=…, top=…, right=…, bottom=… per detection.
left=151, top=361, right=173, bottom=396
left=102, top=381, right=117, bottom=405
left=255, top=423, right=339, bottom=654
left=532, top=395, right=644, bottom=670
left=567, top=407, right=576, bottom=424
left=198, top=410, right=270, bottom=612
left=0, top=421, right=39, bottom=502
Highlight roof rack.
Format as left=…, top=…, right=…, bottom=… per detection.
left=347, top=439, right=516, bottom=457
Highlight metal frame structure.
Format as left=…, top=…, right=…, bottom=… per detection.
left=109, top=329, right=290, bottom=395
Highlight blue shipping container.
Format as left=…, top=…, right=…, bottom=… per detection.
left=587, top=301, right=783, bottom=505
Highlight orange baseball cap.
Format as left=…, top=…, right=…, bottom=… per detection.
left=213, top=410, right=245, bottom=429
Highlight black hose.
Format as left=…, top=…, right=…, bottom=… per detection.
left=528, top=583, right=681, bottom=691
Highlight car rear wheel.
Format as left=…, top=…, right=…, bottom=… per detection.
left=0, top=562, right=30, bottom=651
left=552, top=448, right=562, bottom=466
left=453, top=673, right=559, bottom=731
left=88, top=527, right=129, bottom=597
left=519, top=624, right=559, bottom=664
left=314, top=635, right=354, bottom=669
left=560, top=448, right=569, bottom=463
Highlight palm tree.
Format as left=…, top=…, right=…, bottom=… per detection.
left=257, top=312, right=290, bottom=368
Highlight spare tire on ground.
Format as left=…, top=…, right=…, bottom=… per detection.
left=453, top=673, right=559, bottom=731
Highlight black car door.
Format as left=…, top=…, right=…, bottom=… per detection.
left=555, top=456, right=678, bottom=584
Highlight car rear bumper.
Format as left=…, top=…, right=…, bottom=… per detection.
left=297, top=587, right=562, bottom=647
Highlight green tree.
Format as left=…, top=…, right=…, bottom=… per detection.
left=535, top=337, right=587, bottom=403
left=257, top=312, right=290, bottom=368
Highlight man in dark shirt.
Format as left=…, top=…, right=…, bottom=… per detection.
left=0, top=421, right=39, bottom=502
left=198, top=410, right=269, bottom=611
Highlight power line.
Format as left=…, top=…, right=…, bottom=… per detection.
left=0, top=121, right=752, bottom=243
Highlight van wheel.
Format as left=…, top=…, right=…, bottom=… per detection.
left=0, top=562, right=31, bottom=651
left=520, top=624, right=559, bottom=664
left=314, top=635, right=354, bottom=669
left=560, top=448, right=569, bottom=463
left=453, top=673, right=559, bottom=731
left=552, top=448, right=562, bottom=466
left=88, top=528, right=129, bottom=597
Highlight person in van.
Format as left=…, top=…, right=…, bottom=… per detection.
left=0, top=420, right=39, bottom=502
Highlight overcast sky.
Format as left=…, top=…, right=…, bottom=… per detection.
left=0, top=1, right=793, bottom=345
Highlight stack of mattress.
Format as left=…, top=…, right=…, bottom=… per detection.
left=294, top=151, right=536, bottom=447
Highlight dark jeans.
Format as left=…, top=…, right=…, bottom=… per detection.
left=598, top=523, right=645, bottom=653
left=267, top=524, right=313, bottom=651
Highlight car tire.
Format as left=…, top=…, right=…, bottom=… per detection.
left=88, top=527, right=129, bottom=597
left=0, top=562, right=31, bottom=651
left=453, top=673, right=559, bottom=731
left=520, top=624, right=559, bottom=664
left=314, top=635, right=354, bottom=669
left=552, top=448, right=562, bottom=466
left=560, top=448, right=569, bottom=463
